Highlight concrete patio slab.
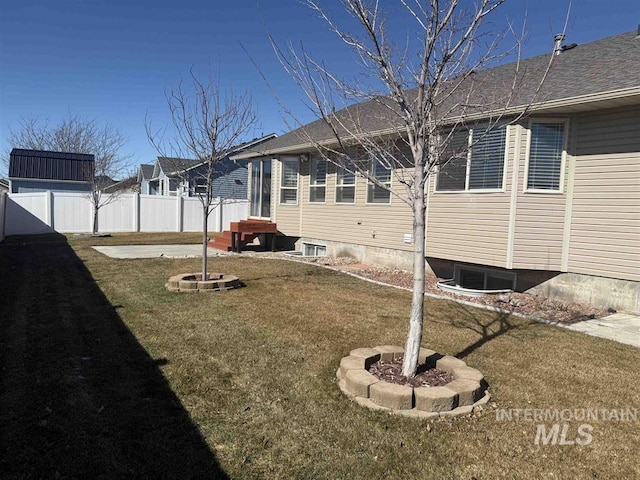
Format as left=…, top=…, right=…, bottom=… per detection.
left=93, top=244, right=220, bottom=259
left=567, top=313, right=640, bottom=348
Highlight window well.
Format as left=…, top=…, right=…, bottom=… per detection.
left=437, top=264, right=516, bottom=297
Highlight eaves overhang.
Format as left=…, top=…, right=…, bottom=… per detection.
left=233, top=86, right=640, bottom=160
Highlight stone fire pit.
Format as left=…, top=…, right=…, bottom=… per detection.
left=337, top=345, right=490, bottom=419
left=166, top=272, right=240, bottom=293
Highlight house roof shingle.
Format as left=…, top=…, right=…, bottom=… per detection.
left=236, top=30, right=640, bottom=157
left=104, top=176, right=138, bottom=193
left=154, top=133, right=279, bottom=174
left=138, top=164, right=154, bottom=180
left=157, top=157, right=201, bottom=175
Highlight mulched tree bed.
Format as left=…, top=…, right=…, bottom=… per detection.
left=369, top=359, right=454, bottom=388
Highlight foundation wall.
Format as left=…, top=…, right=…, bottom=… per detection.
left=295, top=237, right=640, bottom=313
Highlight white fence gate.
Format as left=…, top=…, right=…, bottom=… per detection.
left=4, top=191, right=249, bottom=236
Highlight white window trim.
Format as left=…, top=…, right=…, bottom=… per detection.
left=189, top=178, right=204, bottom=197
left=303, top=242, right=327, bottom=257
left=308, top=156, right=327, bottom=204
left=523, top=118, right=569, bottom=194
left=434, top=124, right=510, bottom=194
left=335, top=165, right=356, bottom=204
left=366, top=158, right=392, bottom=205
left=279, top=157, right=299, bottom=205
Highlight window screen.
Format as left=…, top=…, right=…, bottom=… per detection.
left=469, top=125, right=506, bottom=190
left=527, top=122, right=564, bottom=190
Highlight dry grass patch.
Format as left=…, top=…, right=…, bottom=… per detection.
left=1, top=233, right=638, bottom=479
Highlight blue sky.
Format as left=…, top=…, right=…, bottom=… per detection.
left=1, top=0, right=638, bottom=175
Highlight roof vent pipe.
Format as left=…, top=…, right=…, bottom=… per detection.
left=554, top=33, right=566, bottom=55
left=637, top=24, right=640, bottom=38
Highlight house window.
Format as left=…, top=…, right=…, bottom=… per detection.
left=280, top=158, right=298, bottom=204
left=454, top=264, right=516, bottom=291
left=437, top=124, right=507, bottom=191
left=169, top=178, right=179, bottom=194
left=367, top=158, right=391, bottom=203
left=309, top=156, right=327, bottom=203
left=303, top=243, right=327, bottom=256
left=194, top=177, right=207, bottom=196
left=526, top=121, right=566, bottom=191
left=336, top=163, right=355, bottom=203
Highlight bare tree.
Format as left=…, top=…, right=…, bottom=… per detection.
left=146, top=70, right=256, bottom=280
left=8, top=115, right=132, bottom=234
left=269, top=0, right=558, bottom=376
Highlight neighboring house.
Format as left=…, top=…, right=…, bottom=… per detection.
left=103, top=176, right=139, bottom=194
left=137, top=164, right=154, bottom=194
left=8, top=149, right=94, bottom=193
left=234, top=30, right=640, bottom=312
left=0, top=178, right=9, bottom=193
left=148, top=157, right=200, bottom=196
left=146, top=134, right=277, bottom=198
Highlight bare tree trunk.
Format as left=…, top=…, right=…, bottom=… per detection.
left=402, top=198, right=426, bottom=376
left=145, top=70, right=256, bottom=284
left=202, top=208, right=208, bottom=280
left=269, top=0, right=558, bottom=377
left=92, top=207, right=99, bottom=235
left=402, top=146, right=427, bottom=376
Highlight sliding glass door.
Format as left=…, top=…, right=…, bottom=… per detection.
left=250, top=159, right=272, bottom=218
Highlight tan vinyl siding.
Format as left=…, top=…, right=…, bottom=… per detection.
left=300, top=162, right=414, bottom=251
left=271, top=106, right=639, bottom=284
left=425, top=125, right=516, bottom=267
left=273, top=157, right=301, bottom=236
left=568, top=106, right=640, bottom=282
left=425, top=197, right=510, bottom=266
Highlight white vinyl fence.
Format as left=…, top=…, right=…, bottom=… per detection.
left=5, top=191, right=249, bottom=236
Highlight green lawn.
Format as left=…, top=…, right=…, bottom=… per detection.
left=1, top=233, right=638, bottom=479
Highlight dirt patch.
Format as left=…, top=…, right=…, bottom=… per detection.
left=369, top=359, right=454, bottom=388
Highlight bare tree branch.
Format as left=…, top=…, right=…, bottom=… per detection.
left=7, top=114, right=133, bottom=234
left=266, top=0, right=562, bottom=376
left=146, top=69, right=257, bottom=279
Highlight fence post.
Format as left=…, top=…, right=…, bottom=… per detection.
left=132, top=193, right=140, bottom=232
left=46, top=190, right=55, bottom=231
left=176, top=194, right=183, bottom=232
left=217, top=198, right=224, bottom=232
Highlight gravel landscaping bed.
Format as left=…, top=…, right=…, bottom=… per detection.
left=292, top=256, right=608, bottom=324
